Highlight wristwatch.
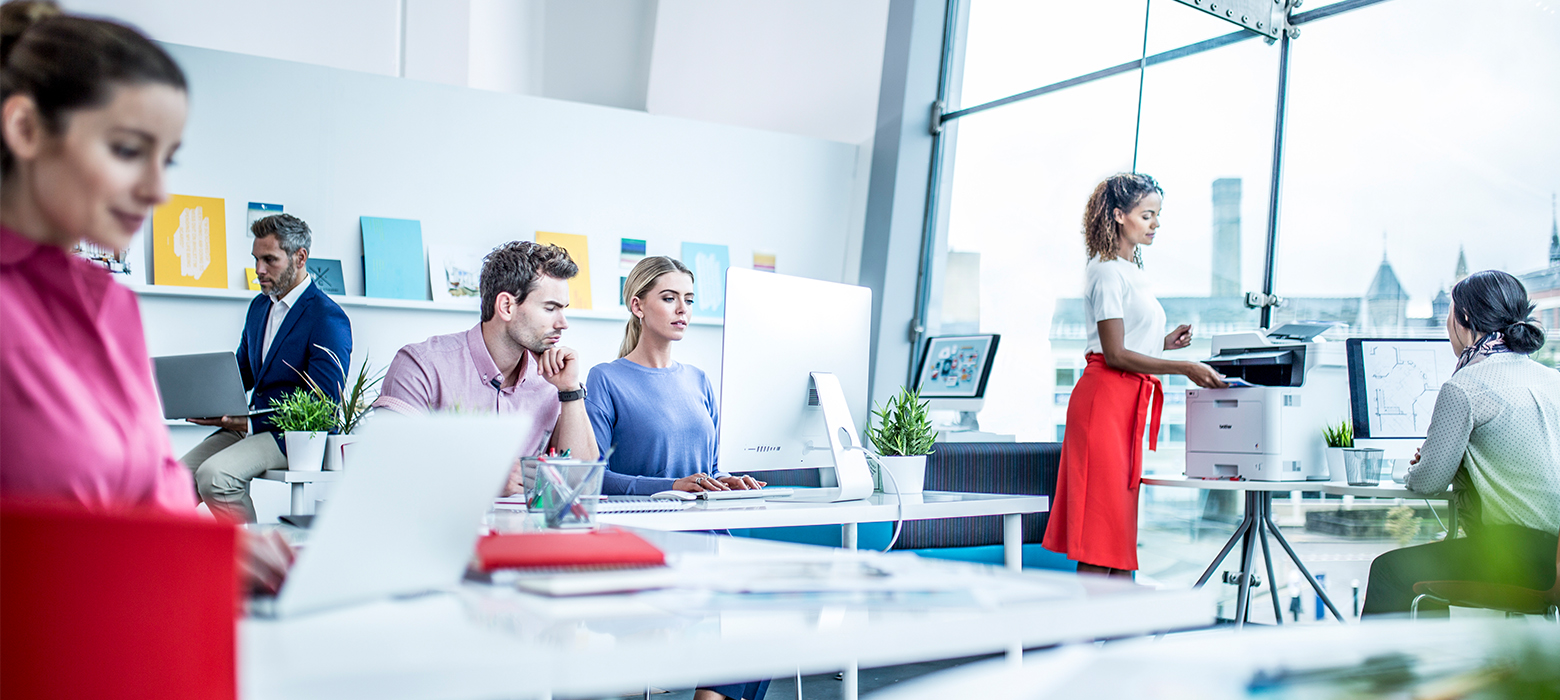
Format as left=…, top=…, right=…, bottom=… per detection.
left=558, top=386, right=587, bottom=402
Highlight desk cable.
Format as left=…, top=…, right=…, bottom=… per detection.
left=852, top=447, right=906, bottom=553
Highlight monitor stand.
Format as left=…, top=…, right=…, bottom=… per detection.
left=773, top=372, right=875, bottom=503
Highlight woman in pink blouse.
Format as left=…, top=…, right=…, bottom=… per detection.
left=0, top=2, right=285, bottom=588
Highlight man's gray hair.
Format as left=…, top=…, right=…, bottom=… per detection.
left=251, top=213, right=311, bottom=257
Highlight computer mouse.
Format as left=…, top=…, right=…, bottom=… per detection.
left=650, top=490, right=698, bottom=501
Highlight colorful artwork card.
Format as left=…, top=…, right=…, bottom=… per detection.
left=153, top=194, right=227, bottom=289
left=427, top=245, right=485, bottom=306
left=680, top=242, right=730, bottom=317
left=619, top=238, right=647, bottom=305
left=753, top=252, right=777, bottom=273
left=535, top=231, right=593, bottom=310
left=361, top=216, right=426, bottom=300
left=245, top=268, right=260, bottom=291
left=245, top=202, right=283, bottom=235
left=307, top=258, right=345, bottom=295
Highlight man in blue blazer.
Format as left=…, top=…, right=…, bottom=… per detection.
left=181, top=214, right=352, bottom=523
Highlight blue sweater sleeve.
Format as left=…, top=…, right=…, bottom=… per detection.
left=588, top=364, right=678, bottom=496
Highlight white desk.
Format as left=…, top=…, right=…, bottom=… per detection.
left=242, top=529, right=1212, bottom=700
left=594, top=491, right=1050, bottom=571
left=257, top=470, right=340, bottom=516
left=870, top=619, right=1555, bottom=700
left=1141, top=476, right=1455, bottom=627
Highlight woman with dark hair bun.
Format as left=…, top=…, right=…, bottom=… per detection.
left=0, top=0, right=287, bottom=589
left=1362, top=270, right=1560, bottom=617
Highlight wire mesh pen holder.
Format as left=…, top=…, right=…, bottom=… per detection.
left=523, top=458, right=606, bottom=530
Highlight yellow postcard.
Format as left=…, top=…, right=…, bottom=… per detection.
left=534, top=231, right=592, bottom=310
left=153, top=194, right=227, bottom=288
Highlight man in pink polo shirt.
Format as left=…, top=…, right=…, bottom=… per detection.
left=373, top=241, right=599, bottom=494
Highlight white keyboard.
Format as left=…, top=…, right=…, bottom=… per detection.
left=696, top=488, right=794, bottom=501
left=596, top=497, right=693, bottom=514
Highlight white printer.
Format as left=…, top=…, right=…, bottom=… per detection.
left=1184, top=324, right=1349, bottom=481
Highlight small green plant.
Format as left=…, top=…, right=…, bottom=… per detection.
left=865, top=387, right=937, bottom=457
left=1322, top=418, right=1354, bottom=448
left=269, top=388, right=338, bottom=433
left=290, top=346, right=386, bottom=434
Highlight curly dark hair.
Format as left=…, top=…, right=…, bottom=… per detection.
left=1082, top=172, right=1163, bottom=262
left=480, top=241, right=579, bottom=322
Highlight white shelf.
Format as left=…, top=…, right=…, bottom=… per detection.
left=123, top=282, right=722, bottom=325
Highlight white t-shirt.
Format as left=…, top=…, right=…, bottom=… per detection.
left=1083, top=256, right=1166, bottom=358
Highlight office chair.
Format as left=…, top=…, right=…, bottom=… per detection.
left=1410, top=529, right=1560, bottom=622
left=0, top=499, right=242, bottom=700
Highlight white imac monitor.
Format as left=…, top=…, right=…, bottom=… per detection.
left=912, top=334, right=1000, bottom=430
left=717, top=268, right=875, bottom=502
left=1345, top=337, right=1457, bottom=458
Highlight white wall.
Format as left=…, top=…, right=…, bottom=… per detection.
left=69, top=0, right=401, bottom=76
left=646, top=0, right=891, bottom=145
left=138, top=44, right=860, bottom=520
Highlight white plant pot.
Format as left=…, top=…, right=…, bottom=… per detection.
left=877, top=455, right=927, bottom=495
left=1325, top=447, right=1347, bottom=482
left=284, top=431, right=328, bottom=472
left=323, top=434, right=361, bottom=471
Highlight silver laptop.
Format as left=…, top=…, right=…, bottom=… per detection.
left=254, top=413, right=531, bottom=618
left=152, top=351, right=271, bottom=419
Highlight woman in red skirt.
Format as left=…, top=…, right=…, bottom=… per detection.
left=1042, top=173, right=1227, bottom=577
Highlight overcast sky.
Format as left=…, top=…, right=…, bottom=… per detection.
left=949, top=0, right=1560, bottom=316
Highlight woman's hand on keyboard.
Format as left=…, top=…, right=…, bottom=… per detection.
left=672, top=473, right=729, bottom=492
left=717, top=475, right=766, bottom=490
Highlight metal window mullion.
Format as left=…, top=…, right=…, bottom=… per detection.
left=1260, top=30, right=1293, bottom=329
left=907, top=0, right=966, bottom=383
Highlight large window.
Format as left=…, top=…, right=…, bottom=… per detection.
left=1277, top=0, right=1560, bottom=354
left=935, top=0, right=1560, bottom=449
left=927, top=0, right=1560, bottom=601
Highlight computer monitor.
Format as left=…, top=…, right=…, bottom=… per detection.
left=1345, top=338, right=1457, bottom=444
left=911, top=335, right=1000, bottom=428
left=717, top=268, right=875, bottom=502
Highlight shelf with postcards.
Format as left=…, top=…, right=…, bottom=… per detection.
left=122, top=282, right=724, bottom=325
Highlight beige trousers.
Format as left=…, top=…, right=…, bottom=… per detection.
left=181, top=429, right=286, bottom=523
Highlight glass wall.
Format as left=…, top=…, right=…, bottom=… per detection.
left=930, top=0, right=1559, bottom=607
left=1277, top=0, right=1560, bottom=364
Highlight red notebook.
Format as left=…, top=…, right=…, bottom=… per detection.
left=477, top=527, right=666, bottom=571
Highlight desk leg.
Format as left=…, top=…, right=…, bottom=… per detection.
left=1448, top=492, right=1458, bottom=538
left=1263, top=505, right=1345, bottom=622
left=1003, top=514, right=1022, bottom=571
left=290, top=483, right=306, bottom=516
left=1257, top=497, right=1283, bottom=625
left=1233, top=493, right=1259, bottom=629
left=841, top=521, right=859, bottom=700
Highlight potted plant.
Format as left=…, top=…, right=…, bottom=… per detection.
left=295, top=348, right=385, bottom=471
left=270, top=388, right=337, bottom=471
left=1321, top=418, right=1353, bottom=482
left=864, top=387, right=937, bottom=495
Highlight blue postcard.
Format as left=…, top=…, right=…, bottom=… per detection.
left=306, top=258, right=345, bottom=295
left=680, top=242, right=730, bottom=318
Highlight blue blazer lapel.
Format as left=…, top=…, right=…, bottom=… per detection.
left=246, top=297, right=270, bottom=377
left=257, top=287, right=315, bottom=384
